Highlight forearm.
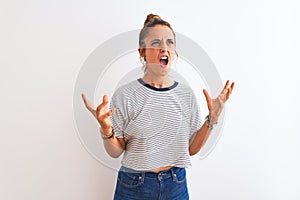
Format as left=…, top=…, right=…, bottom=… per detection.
left=101, top=128, right=125, bottom=158
left=189, top=121, right=213, bottom=156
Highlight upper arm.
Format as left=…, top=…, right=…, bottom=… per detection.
left=189, top=90, right=202, bottom=141
left=110, top=88, right=129, bottom=139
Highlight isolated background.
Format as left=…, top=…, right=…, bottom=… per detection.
left=1, top=0, right=299, bottom=199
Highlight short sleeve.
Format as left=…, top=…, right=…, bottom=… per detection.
left=109, top=87, right=129, bottom=138
left=189, top=90, right=202, bottom=142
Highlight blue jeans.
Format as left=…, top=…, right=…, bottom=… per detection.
left=114, top=166, right=189, bottom=200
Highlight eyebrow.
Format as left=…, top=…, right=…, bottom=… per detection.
left=150, top=38, right=174, bottom=42
left=150, top=39, right=160, bottom=42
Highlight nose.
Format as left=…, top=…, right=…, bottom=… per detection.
left=160, top=48, right=167, bottom=53
left=160, top=42, right=167, bottom=52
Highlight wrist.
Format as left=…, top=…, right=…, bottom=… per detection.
left=100, top=127, right=112, bottom=135
left=100, top=127, right=114, bottom=139
left=205, top=115, right=218, bottom=130
left=208, top=114, right=219, bottom=124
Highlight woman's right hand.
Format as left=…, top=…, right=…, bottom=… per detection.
left=81, top=93, right=115, bottom=133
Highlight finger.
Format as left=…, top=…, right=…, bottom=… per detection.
left=224, top=80, right=230, bottom=90
left=81, top=93, right=88, bottom=105
left=203, top=89, right=211, bottom=102
left=203, top=89, right=212, bottom=110
left=230, top=82, right=235, bottom=92
left=96, top=95, right=110, bottom=113
left=102, top=95, right=109, bottom=104
left=81, top=93, right=94, bottom=109
left=219, top=80, right=230, bottom=96
left=102, top=108, right=116, bottom=118
left=223, top=80, right=235, bottom=95
left=98, top=109, right=116, bottom=124
left=226, top=82, right=235, bottom=100
left=226, top=88, right=232, bottom=100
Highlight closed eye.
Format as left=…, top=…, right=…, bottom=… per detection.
left=167, top=39, right=175, bottom=45
left=151, top=40, right=160, bottom=46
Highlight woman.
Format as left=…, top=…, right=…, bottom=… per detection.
left=82, top=14, right=234, bottom=200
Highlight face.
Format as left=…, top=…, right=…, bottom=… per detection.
left=139, top=25, right=176, bottom=76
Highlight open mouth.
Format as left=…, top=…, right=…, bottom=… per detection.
left=160, top=56, right=169, bottom=66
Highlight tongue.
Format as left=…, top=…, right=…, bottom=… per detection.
left=160, top=59, right=167, bottom=66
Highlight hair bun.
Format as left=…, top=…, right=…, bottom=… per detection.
left=144, top=14, right=162, bottom=26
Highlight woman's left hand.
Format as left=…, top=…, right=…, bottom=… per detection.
left=203, top=80, right=235, bottom=124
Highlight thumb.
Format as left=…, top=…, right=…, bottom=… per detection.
left=203, top=89, right=211, bottom=103
left=203, top=89, right=212, bottom=110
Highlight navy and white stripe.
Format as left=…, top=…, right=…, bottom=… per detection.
left=110, top=78, right=202, bottom=171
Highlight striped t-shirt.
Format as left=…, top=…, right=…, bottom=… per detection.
left=110, top=78, right=202, bottom=171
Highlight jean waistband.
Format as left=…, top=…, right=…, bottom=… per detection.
left=119, top=166, right=184, bottom=179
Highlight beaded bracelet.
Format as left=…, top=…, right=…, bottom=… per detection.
left=205, top=115, right=218, bottom=130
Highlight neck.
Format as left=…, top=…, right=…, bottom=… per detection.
left=142, top=74, right=173, bottom=88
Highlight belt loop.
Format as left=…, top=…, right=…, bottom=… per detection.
left=170, top=167, right=177, bottom=182
left=140, top=172, right=145, bottom=182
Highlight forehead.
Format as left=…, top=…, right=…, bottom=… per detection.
left=144, top=25, right=174, bottom=40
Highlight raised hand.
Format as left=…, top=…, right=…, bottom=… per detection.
left=203, top=80, right=235, bottom=123
left=81, top=93, right=115, bottom=132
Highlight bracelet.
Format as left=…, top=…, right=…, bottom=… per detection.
left=100, top=128, right=115, bottom=140
left=205, top=115, right=218, bottom=130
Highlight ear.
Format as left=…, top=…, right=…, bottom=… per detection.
left=138, top=48, right=145, bottom=57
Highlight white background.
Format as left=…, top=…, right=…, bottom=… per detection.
left=1, top=0, right=300, bottom=199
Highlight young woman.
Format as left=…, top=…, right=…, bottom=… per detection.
left=82, top=14, right=234, bottom=200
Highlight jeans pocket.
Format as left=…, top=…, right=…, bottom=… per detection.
left=117, top=171, right=144, bottom=188
left=174, top=168, right=186, bottom=184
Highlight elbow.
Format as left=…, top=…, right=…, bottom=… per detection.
left=189, top=149, right=197, bottom=156
left=106, top=149, right=124, bottom=158
left=189, top=145, right=202, bottom=156
left=110, top=152, right=123, bottom=158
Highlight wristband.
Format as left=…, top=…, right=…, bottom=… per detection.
left=100, top=128, right=115, bottom=140
left=205, top=115, right=218, bottom=130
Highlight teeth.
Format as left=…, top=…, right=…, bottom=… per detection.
left=161, top=56, right=168, bottom=60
